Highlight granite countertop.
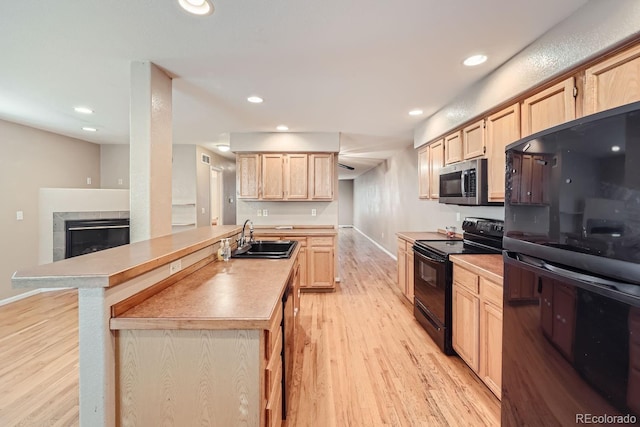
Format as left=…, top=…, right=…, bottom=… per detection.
left=449, top=254, right=504, bottom=284
left=110, top=244, right=300, bottom=331
left=12, top=225, right=241, bottom=289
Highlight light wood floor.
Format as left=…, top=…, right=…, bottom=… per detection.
left=286, top=228, right=500, bottom=426
left=0, top=228, right=499, bottom=426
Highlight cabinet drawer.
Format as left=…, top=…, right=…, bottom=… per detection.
left=481, top=277, right=503, bottom=308
left=309, top=236, right=334, bottom=246
left=454, top=266, right=479, bottom=294
left=284, top=236, right=307, bottom=247
left=265, top=338, right=282, bottom=400
left=265, top=377, right=283, bottom=427
left=266, top=302, right=283, bottom=357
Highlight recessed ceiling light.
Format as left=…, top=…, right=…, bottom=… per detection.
left=276, top=125, right=289, bottom=131
left=82, top=127, right=97, bottom=132
left=409, top=109, right=423, bottom=116
left=611, top=145, right=621, bottom=152
left=217, top=144, right=230, bottom=152
left=463, top=54, right=488, bottom=67
left=247, top=96, right=263, bottom=104
left=178, top=0, right=214, bottom=16
left=74, top=106, right=94, bottom=114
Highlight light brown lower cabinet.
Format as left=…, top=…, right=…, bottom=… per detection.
left=396, top=237, right=415, bottom=303
left=452, top=264, right=503, bottom=399
left=254, top=233, right=336, bottom=291
left=308, top=236, right=335, bottom=289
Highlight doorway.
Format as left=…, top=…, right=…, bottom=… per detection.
left=210, top=167, right=223, bottom=225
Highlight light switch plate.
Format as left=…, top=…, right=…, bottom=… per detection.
left=16, top=211, right=24, bottom=221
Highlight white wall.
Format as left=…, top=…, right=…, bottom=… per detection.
left=338, top=180, right=354, bottom=226
left=354, top=144, right=503, bottom=254
left=0, top=119, right=101, bottom=300
left=231, top=132, right=340, bottom=152
left=414, top=0, right=640, bottom=147
left=100, top=144, right=130, bottom=189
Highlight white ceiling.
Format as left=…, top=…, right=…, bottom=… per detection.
left=0, top=0, right=588, bottom=179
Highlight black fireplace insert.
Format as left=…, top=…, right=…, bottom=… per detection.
left=65, top=218, right=130, bottom=259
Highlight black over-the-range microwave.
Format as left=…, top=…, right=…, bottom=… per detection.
left=438, top=158, right=499, bottom=206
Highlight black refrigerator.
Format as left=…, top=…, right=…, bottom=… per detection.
left=502, top=101, right=640, bottom=426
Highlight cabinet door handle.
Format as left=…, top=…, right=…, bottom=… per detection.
left=527, top=191, right=532, bottom=196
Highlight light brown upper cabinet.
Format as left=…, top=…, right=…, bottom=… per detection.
left=463, top=119, right=486, bottom=160
left=444, top=131, right=463, bottom=165
left=309, top=153, right=334, bottom=200
left=262, top=153, right=285, bottom=199
left=237, top=154, right=260, bottom=199
left=486, top=103, right=520, bottom=203
left=286, top=154, right=309, bottom=199
left=429, top=139, right=445, bottom=199
left=521, top=77, right=576, bottom=137
left=418, top=145, right=430, bottom=199
left=584, top=44, right=640, bottom=115
left=262, top=153, right=309, bottom=200
left=237, top=153, right=332, bottom=201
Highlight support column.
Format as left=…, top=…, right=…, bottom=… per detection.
left=129, top=61, right=173, bottom=242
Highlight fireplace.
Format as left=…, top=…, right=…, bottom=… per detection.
left=64, top=218, right=130, bottom=259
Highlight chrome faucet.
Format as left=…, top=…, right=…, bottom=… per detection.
left=239, top=219, right=254, bottom=247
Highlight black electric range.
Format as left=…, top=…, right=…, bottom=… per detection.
left=412, top=218, right=504, bottom=354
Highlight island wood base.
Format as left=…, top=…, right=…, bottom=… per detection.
left=117, top=329, right=263, bottom=426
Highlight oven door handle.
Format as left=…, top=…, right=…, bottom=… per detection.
left=414, top=250, right=446, bottom=264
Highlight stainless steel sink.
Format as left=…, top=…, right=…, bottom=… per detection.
left=231, top=240, right=297, bottom=259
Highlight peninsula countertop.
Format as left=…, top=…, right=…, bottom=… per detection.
left=110, top=244, right=300, bottom=331
left=12, top=225, right=241, bottom=289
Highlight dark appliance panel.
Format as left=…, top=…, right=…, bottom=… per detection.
left=412, top=217, right=504, bottom=355
left=504, top=101, right=640, bottom=284
left=413, top=249, right=451, bottom=354
left=502, top=252, right=640, bottom=426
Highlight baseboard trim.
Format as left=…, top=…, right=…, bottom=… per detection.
left=353, top=227, right=397, bottom=261
left=0, top=287, right=71, bottom=307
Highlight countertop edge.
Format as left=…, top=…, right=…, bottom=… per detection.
left=449, top=254, right=504, bottom=284
left=12, top=225, right=242, bottom=289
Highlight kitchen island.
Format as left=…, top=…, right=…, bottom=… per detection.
left=11, top=225, right=300, bottom=427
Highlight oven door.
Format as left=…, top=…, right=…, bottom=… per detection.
left=413, top=248, right=453, bottom=354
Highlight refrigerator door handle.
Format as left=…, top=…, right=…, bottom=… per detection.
left=541, top=260, right=640, bottom=297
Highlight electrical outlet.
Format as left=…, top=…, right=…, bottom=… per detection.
left=257, top=209, right=262, bottom=216
left=201, top=207, right=205, bottom=214
left=263, top=209, right=268, bottom=217
left=118, top=178, right=123, bottom=185
left=86, top=177, right=92, bottom=185
left=311, top=209, right=317, bottom=216
left=16, top=211, right=24, bottom=221
left=169, top=260, right=182, bottom=275
left=456, top=212, right=461, bottom=221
